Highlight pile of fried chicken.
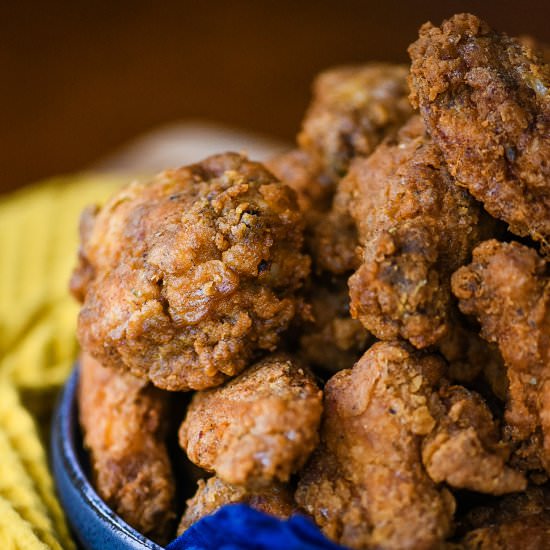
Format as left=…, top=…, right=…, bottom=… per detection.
left=72, top=13, right=550, bottom=549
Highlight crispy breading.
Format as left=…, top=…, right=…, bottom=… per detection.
left=296, top=342, right=455, bottom=550
left=78, top=353, right=176, bottom=543
left=177, top=476, right=295, bottom=535
left=345, top=116, right=493, bottom=348
left=299, top=63, right=412, bottom=183
left=452, top=239, right=550, bottom=474
left=72, top=153, right=310, bottom=391
left=179, top=353, right=322, bottom=487
left=409, top=13, right=550, bottom=247
left=422, top=384, right=526, bottom=495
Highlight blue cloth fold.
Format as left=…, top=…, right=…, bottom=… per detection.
left=166, top=503, right=347, bottom=550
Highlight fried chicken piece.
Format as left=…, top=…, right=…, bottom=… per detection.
left=296, top=342, right=455, bottom=550
left=71, top=153, right=310, bottom=391
left=295, top=64, right=412, bottom=275
left=271, top=64, right=411, bottom=276
left=457, top=487, right=550, bottom=549
left=452, top=239, right=550, bottom=473
left=179, top=353, right=322, bottom=487
left=177, top=476, right=295, bottom=535
left=78, top=352, right=176, bottom=543
left=345, top=116, right=494, bottom=348
left=423, top=384, right=526, bottom=495
left=299, top=63, right=412, bottom=183
left=409, top=13, right=550, bottom=247
left=298, top=277, right=371, bottom=374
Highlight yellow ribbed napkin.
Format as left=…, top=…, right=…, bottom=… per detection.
left=0, top=174, right=124, bottom=549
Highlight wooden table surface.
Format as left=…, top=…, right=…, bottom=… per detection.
left=2, top=0, right=549, bottom=193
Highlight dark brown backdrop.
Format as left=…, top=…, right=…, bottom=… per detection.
left=2, top=1, right=549, bottom=192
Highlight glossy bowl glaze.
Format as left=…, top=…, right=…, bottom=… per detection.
left=51, top=366, right=163, bottom=550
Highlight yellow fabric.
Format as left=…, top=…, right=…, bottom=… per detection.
left=0, top=174, right=124, bottom=549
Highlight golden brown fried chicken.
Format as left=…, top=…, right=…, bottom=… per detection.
left=296, top=342, right=455, bottom=550
left=299, top=63, right=412, bottom=183
left=409, top=13, right=550, bottom=247
left=271, top=64, right=412, bottom=277
left=452, top=239, right=550, bottom=474
left=457, top=487, right=550, bottom=549
left=71, top=153, right=310, bottom=391
left=177, top=476, right=295, bottom=535
left=295, top=64, right=412, bottom=275
left=344, top=116, right=494, bottom=348
left=78, top=353, right=176, bottom=543
left=179, top=353, right=322, bottom=487
left=298, top=277, right=371, bottom=374
left=423, top=384, right=526, bottom=495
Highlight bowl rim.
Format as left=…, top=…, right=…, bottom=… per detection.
left=51, top=364, right=164, bottom=550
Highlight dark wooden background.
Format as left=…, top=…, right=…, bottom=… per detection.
left=2, top=1, right=549, bottom=193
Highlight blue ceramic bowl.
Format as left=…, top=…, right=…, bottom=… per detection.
left=51, top=366, right=163, bottom=550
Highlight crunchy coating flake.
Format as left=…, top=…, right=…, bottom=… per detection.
left=298, top=277, right=371, bottom=374
left=72, top=153, right=310, bottom=391
left=423, top=384, right=526, bottom=495
left=78, top=353, right=176, bottom=543
left=345, top=116, right=493, bottom=348
left=299, top=63, right=412, bottom=183
left=179, top=353, right=322, bottom=487
left=409, top=13, right=550, bottom=246
left=452, top=239, right=550, bottom=474
left=296, top=342, right=455, bottom=550
left=177, top=476, right=295, bottom=535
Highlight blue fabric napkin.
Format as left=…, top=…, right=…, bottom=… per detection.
left=166, top=503, right=347, bottom=550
